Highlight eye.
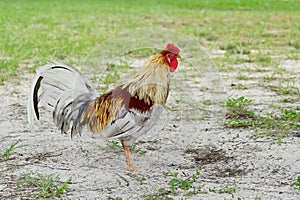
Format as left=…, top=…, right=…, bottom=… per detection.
left=166, top=54, right=171, bottom=58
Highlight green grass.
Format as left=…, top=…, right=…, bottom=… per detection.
left=16, top=172, right=72, bottom=199
left=224, top=96, right=300, bottom=140
left=142, top=168, right=242, bottom=199
left=165, top=169, right=201, bottom=194
left=1, top=0, right=300, bottom=83
left=1, top=1, right=300, bottom=198
left=291, top=176, right=300, bottom=190
left=225, top=96, right=254, bottom=119
left=143, top=169, right=203, bottom=199
left=0, top=141, right=27, bottom=160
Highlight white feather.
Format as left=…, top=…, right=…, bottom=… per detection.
left=27, top=62, right=97, bottom=135
left=101, top=105, right=163, bottom=146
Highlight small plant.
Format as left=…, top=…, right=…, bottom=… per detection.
left=253, top=54, right=272, bottom=65
left=224, top=97, right=299, bottom=139
left=225, top=96, right=254, bottom=118
left=106, top=141, right=123, bottom=152
left=102, top=70, right=120, bottom=93
left=107, top=196, right=123, bottom=200
left=202, top=99, right=212, bottom=106
left=0, top=141, right=27, bottom=160
left=236, top=73, right=249, bottom=80
left=208, top=181, right=240, bottom=199
left=0, top=59, right=18, bottom=84
left=271, top=80, right=300, bottom=97
left=225, top=97, right=256, bottom=127
left=280, top=108, right=299, bottom=122
left=280, top=97, right=292, bottom=103
left=217, top=184, right=237, bottom=194
left=116, top=59, right=133, bottom=70
left=294, top=41, right=300, bottom=49
left=142, top=169, right=203, bottom=199
left=291, top=176, right=300, bottom=190
left=220, top=43, right=250, bottom=55
left=17, top=172, right=72, bottom=198
left=255, top=194, right=261, bottom=200
left=263, top=73, right=275, bottom=82
left=165, top=169, right=201, bottom=194
left=131, top=144, right=147, bottom=155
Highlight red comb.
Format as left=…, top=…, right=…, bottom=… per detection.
left=166, top=43, right=180, bottom=55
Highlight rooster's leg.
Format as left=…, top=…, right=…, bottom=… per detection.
left=121, top=141, right=134, bottom=171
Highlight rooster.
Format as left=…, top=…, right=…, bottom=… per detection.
left=27, top=44, right=180, bottom=171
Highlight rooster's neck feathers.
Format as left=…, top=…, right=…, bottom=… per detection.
left=126, top=53, right=170, bottom=105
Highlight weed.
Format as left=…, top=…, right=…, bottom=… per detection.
left=224, top=96, right=300, bottom=139
left=202, top=99, right=212, bottom=106
left=143, top=169, right=203, bottom=199
left=220, top=43, right=250, bottom=55
left=109, top=60, right=133, bottom=71
left=280, top=108, right=300, bottom=122
left=291, top=176, right=300, bottom=190
left=0, top=141, right=27, bottom=160
left=224, top=119, right=254, bottom=127
left=254, top=55, right=272, bottom=66
left=289, top=40, right=300, bottom=50
left=271, top=80, right=300, bottom=98
left=107, top=196, right=123, bottom=200
left=106, top=141, right=123, bottom=152
left=217, top=184, right=237, bottom=194
left=143, top=169, right=241, bottom=199
left=0, top=59, right=18, bottom=84
left=263, top=74, right=276, bottom=82
left=131, top=144, right=147, bottom=155
left=165, top=169, right=201, bottom=193
left=207, top=180, right=241, bottom=200
left=255, top=195, right=261, bottom=200
left=16, top=172, right=72, bottom=199
left=225, top=96, right=254, bottom=119
left=224, top=96, right=255, bottom=128
left=236, top=73, right=249, bottom=80
left=280, top=97, right=292, bottom=103
left=102, top=70, right=120, bottom=93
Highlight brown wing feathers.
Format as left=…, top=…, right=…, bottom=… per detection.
left=79, top=85, right=154, bottom=134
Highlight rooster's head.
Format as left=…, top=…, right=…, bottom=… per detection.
left=160, top=43, right=180, bottom=73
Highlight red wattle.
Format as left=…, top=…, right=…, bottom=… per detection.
left=169, top=58, right=178, bottom=72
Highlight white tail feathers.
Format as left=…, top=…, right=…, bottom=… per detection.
left=27, top=62, right=97, bottom=135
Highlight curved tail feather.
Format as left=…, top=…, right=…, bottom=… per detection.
left=27, top=62, right=97, bottom=135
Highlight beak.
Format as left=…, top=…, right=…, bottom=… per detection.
left=176, top=54, right=181, bottom=58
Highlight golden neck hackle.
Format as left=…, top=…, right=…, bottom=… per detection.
left=127, top=53, right=170, bottom=105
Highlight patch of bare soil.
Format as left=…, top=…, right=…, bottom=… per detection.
left=0, top=60, right=299, bottom=199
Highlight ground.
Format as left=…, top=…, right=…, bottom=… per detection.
left=0, top=1, right=300, bottom=199
left=0, top=52, right=299, bottom=199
